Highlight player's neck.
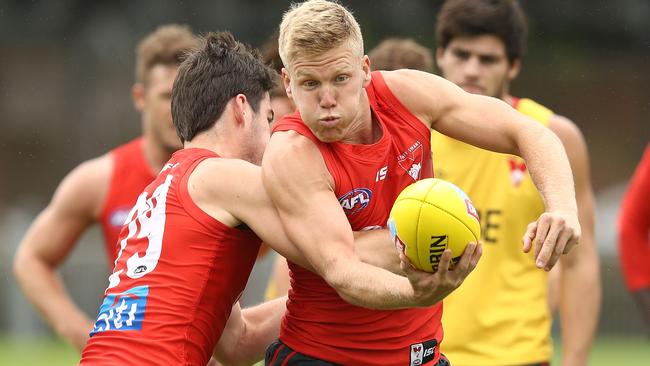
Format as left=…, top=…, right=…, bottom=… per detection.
left=142, top=135, right=174, bottom=173
left=502, top=94, right=515, bottom=107
left=183, top=131, right=234, bottom=159
left=341, top=93, right=380, bottom=145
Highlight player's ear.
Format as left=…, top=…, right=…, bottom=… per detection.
left=435, top=47, right=446, bottom=70
left=232, top=94, right=248, bottom=126
left=508, top=58, right=522, bottom=81
left=361, top=55, right=371, bottom=87
left=132, top=83, right=145, bottom=112
left=282, top=68, right=293, bottom=100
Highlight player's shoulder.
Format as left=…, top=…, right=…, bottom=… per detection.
left=379, top=69, right=458, bottom=122
left=63, top=153, right=113, bottom=192
left=547, top=113, right=584, bottom=144
left=192, top=157, right=258, bottom=193
left=50, top=153, right=113, bottom=217
left=379, top=69, right=438, bottom=93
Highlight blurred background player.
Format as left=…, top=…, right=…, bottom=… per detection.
left=12, top=24, right=198, bottom=351
left=431, top=1, right=601, bottom=365
left=618, top=143, right=650, bottom=337
left=369, top=37, right=434, bottom=73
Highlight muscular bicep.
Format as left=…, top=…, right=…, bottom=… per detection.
left=16, top=157, right=111, bottom=266
left=382, top=69, right=535, bottom=155
left=261, top=132, right=357, bottom=274
left=219, top=161, right=312, bottom=269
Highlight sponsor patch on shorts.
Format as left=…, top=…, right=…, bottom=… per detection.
left=409, top=339, right=437, bottom=366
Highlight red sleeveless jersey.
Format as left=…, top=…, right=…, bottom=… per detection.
left=273, top=71, right=442, bottom=366
left=98, top=138, right=156, bottom=266
left=80, top=148, right=261, bottom=366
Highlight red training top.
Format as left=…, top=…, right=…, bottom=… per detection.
left=80, top=148, right=261, bottom=366
left=98, top=138, right=156, bottom=266
left=273, top=71, right=442, bottom=366
left=619, top=143, right=650, bottom=291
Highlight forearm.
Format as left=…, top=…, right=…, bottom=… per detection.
left=559, top=251, right=600, bottom=365
left=238, top=297, right=287, bottom=363
left=324, top=256, right=422, bottom=309
left=214, top=297, right=287, bottom=365
left=13, top=254, right=93, bottom=347
left=353, top=229, right=402, bottom=274
left=519, top=129, right=576, bottom=213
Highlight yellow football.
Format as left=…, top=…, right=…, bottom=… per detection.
left=388, top=178, right=481, bottom=272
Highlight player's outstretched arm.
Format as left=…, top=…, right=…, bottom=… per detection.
left=260, top=130, right=481, bottom=309
left=12, top=156, right=111, bottom=351
left=212, top=297, right=287, bottom=366
left=549, top=115, right=600, bottom=366
left=383, top=69, right=580, bottom=270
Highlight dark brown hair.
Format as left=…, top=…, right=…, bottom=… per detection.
left=369, top=38, right=434, bottom=72
left=135, top=24, right=198, bottom=85
left=436, top=0, right=528, bottom=63
left=171, top=31, right=276, bottom=143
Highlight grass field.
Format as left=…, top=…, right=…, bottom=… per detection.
left=0, top=334, right=647, bottom=365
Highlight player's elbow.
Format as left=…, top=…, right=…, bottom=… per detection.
left=12, top=246, right=32, bottom=284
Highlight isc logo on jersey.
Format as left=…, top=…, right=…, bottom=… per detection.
left=338, top=188, right=372, bottom=215
left=409, top=339, right=437, bottom=366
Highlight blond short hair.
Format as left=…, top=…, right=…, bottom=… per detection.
left=135, top=24, right=199, bottom=85
left=279, top=0, right=363, bottom=69
left=369, top=38, right=434, bottom=72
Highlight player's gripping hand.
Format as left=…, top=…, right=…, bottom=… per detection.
left=400, top=242, right=482, bottom=307
left=522, top=211, right=581, bottom=271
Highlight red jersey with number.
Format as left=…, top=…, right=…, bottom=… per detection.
left=619, top=144, right=650, bottom=291
left=98, top=138, right=157, bottom=266
left=79, top=148, right=261, bottom=366
left=272, top=71, right=442, bottom=366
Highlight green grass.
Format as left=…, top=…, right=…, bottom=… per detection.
left=553, top=335, right=649, bottom=366
left=0, top=336, right=79, bottom=366
left=0, top=334, right=647, bottom=365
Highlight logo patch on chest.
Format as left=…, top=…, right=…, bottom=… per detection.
left=508, top=158, right=527, bottom=187
left=398, top=141, right=423, bottom=181
left=338, top=188, right=372, bottom=215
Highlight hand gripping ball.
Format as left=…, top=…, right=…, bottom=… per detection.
left=388, top=178, right=481, bottom=272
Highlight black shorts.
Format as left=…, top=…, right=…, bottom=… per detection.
left=265, top=339, right=451, bottom=366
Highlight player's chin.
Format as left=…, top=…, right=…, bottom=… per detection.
left=315, top=129, right=344, bottom=143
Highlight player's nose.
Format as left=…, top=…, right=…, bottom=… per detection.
left=462, top=57, right=481, bottom=78
left=319, top=86, right=337, bottom=109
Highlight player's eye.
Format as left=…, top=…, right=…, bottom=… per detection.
left=480, top=55, right=498, bottom=65
left=303, top=80, right=319, bottom=88
left=452, top=49, right=470, bottom=61
left=335, top=74, right=349, bottom=83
